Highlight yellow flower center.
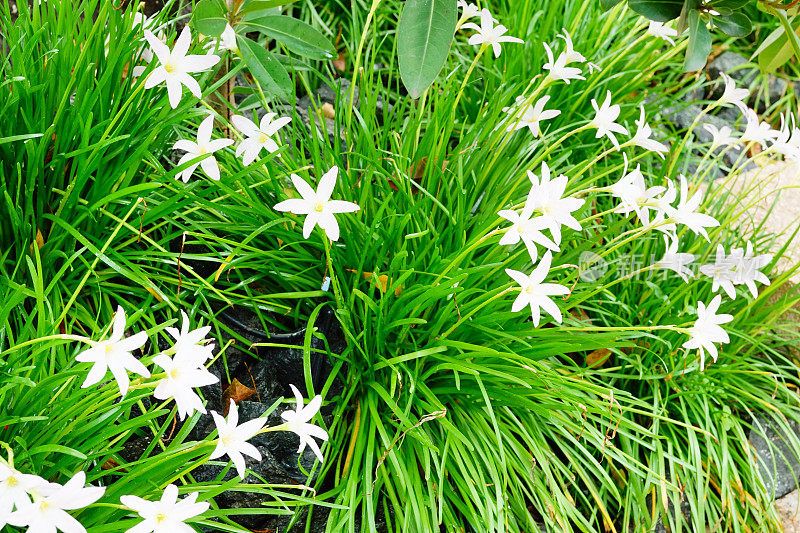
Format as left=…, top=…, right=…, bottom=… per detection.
left=313, top=202, right=325, bottom=213
left=105, top=343, right=114, bottom=353
left=156, top=512, right=168, bottom=523
left=170, top=368, right=180, bottom=379
left=164, top=63, right=175, bottom=74
left=7, top=476, right=18, bottom=487
left=39, top=500, right=50, bottom=511
left=221, top=434, right=232, bottom=445
left=525, top=286, right=535, bottom=295
left=258, top=134, right=268, bottom=144
left=198, top=147, right=207, bottom=155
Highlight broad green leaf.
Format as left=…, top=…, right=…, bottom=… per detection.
left=713, top=12, right=752, bottom=37
left=193, top=0, right=227, bottom=37
left=756, top=18, right=800, bottom=72
left=237, top=35, right=292, bottom=99
left=684, top=9, right=711, bottom=71
left=677, top=0, right=700, bottom=33
left=239, top=16, right=336, bottom=60
left=240, top=0, right=297, bottom=16
left=628, top=0, right=683, bottom=21
left=599, top=0, right=624, bottom=9
left=397, top=0, right=458, bottom=99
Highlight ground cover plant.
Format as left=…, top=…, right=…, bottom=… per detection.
left=2, top=0, right=800, bottom=532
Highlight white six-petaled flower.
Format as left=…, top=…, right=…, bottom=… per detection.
left=152, top=349, right=219, bottom=420
left=281, top=384, right=329, bottom=463
left=664, top=175, right=720, bottom=240
left=461, top=8, right=524, bottom=58
left=209, top=400, right=268, bottom=480
left=590, top=91, right=629, bottom=148
left=542, top=42, right=585, bottom=84
left=505, top=251, right=570, bottom=327
left=173, top=114, right=234, bottom=182
left=630, top=105, right=669, bottom=157
left=204, top=23, right=238, bottom=54
left=273, top=166, right=360, bottom=242
left=502, top=95, right=561, bottom=137
left=682, top=295, right=733, bottom=370
left=0, top=461, right=46, bottom=518
left=75, top=305, right=150, bottom=397
left=703, top=123, right=740, bottom=151
left=717, top=72, right=749, bottom=110
left=646, top=20, right=678, bottom=46
left=655, top=237, right=696, bottom=282
left=143, top=27, right=220, bottom=109
left=525, top=162, right=584, bottom=245
left=457, top=0, right=482, bottom=20
left=740, top=108, right=780, bottom=148
left=231, top=112, right=291, bottom=166
left=7, top=471, right=105, bottom=533
left=121, top=484, right=209, bottom=533
left=498, top=206, right=559, bottom=262
left=699, top=244, right=738, bottom=299
left=166, top=310, right=214, bottom=363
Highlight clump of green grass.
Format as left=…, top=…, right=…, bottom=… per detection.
left=2, top=0, right=800, bottom=532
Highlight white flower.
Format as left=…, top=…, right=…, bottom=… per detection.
left=505, top=251, right=570, bottom=327
left=655, top=237, right=696, bottom=282
left=75, top=305, right=150, bottom=396
left=556, top=29, right=586, bottom=63
left=7, top=471, right=105, bottom=533
left=457, top=0, right=482, bottom=19
left=502, top=95, right=561, bottom=137
left=610, top=164, right=665, bottom=225
left=461, top=9, right=524, bottom=58
left=0, top=461, right=46, bottom=515
left=773, top=115, right=800, bottom=161
left=647, top=20, right=678, bottom=46
left=209, top=400, right=268, bottom=480
left=152, top=350, right=219, bottom=420
left=699, top=244, right=738, bottom=299
left=121, top=484, right=209, bottom=533
left=204, top=23, right=238, bottom=53
left=173, top=115, right=234, bottom=182
left=143, top=27, right=220, bottom=108
left=281, top=384, right=329, bottom=463
left=682, top=295, right=733, bottom=370
left=590, top=91, right=629, bottom=148
left=498, top=207, right=559, bottom=262
left=166, top=310, right=214, bottom=363
left=630, top=105, right=669, bottom=157
left=703, top=123, right=741, bottom=151
left=665, top=175, right=720, bottom=240
left=273, top=166, right=360, bottom=242
left=231, top=112, right=292, bottom=166
left=525, top=162, right=584, bottom=245
left=730, top=241, right=772, bottom=298
left=740, top=108, right=780, bottom=148
left=717, top=72, right=749, bottom=110
left=542, top=42, right=585, bottom=84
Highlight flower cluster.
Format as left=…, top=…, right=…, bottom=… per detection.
left=485, top=17, right=778, bottom=371
left=5, top=305, right=331, bottom=531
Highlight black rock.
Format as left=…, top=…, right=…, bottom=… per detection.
left=749, top=414, right=800, bottom=499
left=707, top=51, right=756, bottom=87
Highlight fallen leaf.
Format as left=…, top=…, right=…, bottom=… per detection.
left=586, top=348, right=611, bottom=368
left=347, top=269, right=402, bottom=296
left=144, top=287, right=164, bottom=302
left=222, top=378, right=257, bottom=415
left=333, top=50, right=346, bottom=72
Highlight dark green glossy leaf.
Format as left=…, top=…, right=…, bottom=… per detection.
left=628, top=0, right=683, bottom=21
left=599, top=0, right=624, bottom=9
left=237, top=35, right=292, bottom=99
left=684, top=9, right=711, bottom=71
left=193, top=0, right=227, bottom=37
left=397, top=0, right=458, bottom=99
left=239, top=16, right=336, bottom=60
left=713, top=12, right=752, bottom=37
